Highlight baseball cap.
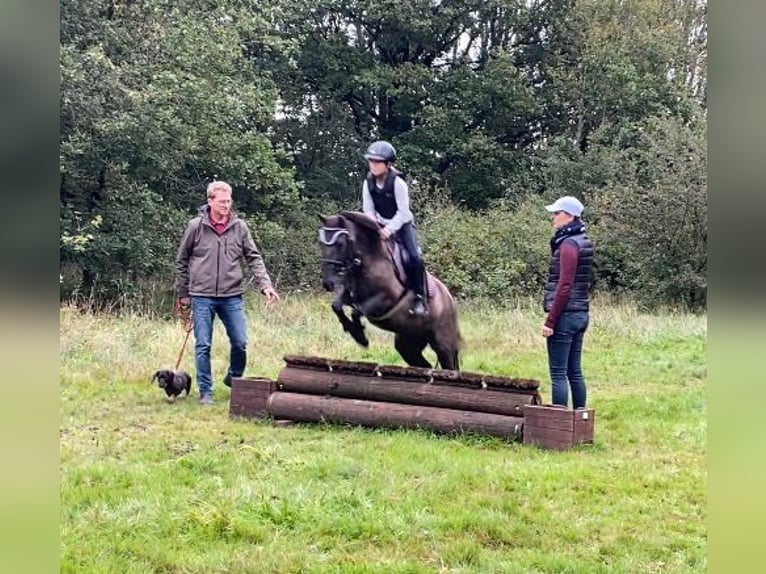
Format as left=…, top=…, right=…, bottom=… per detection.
left=545, top=196, right=584, bottom=217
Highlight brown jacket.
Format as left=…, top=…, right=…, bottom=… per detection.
left=175, top=206, right=273, bottom=298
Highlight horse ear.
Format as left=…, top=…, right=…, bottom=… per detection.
left=342, top=210, right=380, bottom=231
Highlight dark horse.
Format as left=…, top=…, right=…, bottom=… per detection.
left=319, top=211, right=462, bottom=370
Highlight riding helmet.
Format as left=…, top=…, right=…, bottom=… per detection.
left=364, top=140, right=396, bottom=163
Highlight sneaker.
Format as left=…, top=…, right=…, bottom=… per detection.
left=199, top=393, right=214, bottom=405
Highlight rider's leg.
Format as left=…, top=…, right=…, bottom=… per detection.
left=398, top=222, right=427, bottom=316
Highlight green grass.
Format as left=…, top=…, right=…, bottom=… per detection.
left=60, top=294, right=706, bottom=573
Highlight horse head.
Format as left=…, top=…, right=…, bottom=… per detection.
left=318, top=212, right=382, bottom=292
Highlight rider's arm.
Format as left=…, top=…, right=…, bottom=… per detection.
left=384, top=177, right=414, bottom=234
left=362, top=180, right=377, bottom=221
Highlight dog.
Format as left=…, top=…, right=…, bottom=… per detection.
left=151, top=369, right=192, bottom=402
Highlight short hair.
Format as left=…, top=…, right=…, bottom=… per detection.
left=207, top=181, right=232, bottom=199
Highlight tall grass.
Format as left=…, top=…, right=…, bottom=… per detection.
left=60, top=294, right=706, bottom=573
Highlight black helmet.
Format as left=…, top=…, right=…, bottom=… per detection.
left=364, top=140, right=396, bottom=163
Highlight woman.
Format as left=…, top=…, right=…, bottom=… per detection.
left=542, top=196, right=595, bottom=408
left=361, top=140, right=427, bottom=316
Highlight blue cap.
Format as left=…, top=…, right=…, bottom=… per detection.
left=545, top=196, right=584, bottom=217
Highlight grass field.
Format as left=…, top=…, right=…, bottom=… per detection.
left=60, top=295, right=706, bottom=573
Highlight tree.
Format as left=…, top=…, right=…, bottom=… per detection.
left=60, top=0, right=300, bottom=300
left=588, top=109, right=707, bottom=309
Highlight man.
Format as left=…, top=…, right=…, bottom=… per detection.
left=361, top=140, right=427, bottom=316
left=175, top=181, right=280, bottom=405
left=541, top=196, right=594, bottom=409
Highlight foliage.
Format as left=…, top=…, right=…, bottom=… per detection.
left=59, top=0, right=707, bottom=309
left=588, top=111, right=707, bottom=309
left=243, top=209, right=323, bottom=293
left=60, top=170, right=187, bottom=302
left=421, top=196, right=551, bottom=300
left=60, top=0, right=301, bottom=298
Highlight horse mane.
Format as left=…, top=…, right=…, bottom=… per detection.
left=339, top=211, right=385, bottom=254
left=340, top=210, right=380, bottom=231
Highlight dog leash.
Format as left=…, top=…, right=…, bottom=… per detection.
left=174, top=300, right=194, bottom=372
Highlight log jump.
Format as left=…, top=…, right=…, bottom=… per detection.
left=230, top=355, right=595, bottom=448
left=230, top=355, right=542, bottom=441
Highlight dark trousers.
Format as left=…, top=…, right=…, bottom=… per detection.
left=396, top=222, right=425, bottom=296
left=546, top=311, right=589, bottom=408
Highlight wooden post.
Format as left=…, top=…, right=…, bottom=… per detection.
left=522, top=404, right=595, bottom=450
left=267, top=392, right=524, bottom=440
left=229, top=377, right=274, bottom=418
left=275, top=367, right=538, bottom=416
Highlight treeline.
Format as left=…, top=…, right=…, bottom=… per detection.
left=60, top=0, right=707, bottom=310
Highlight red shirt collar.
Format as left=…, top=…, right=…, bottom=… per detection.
left=209, top=215, right=229, bottom=235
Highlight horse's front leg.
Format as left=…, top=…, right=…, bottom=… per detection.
left=332, top=290, right=369, bottom=347
left=349, top=307, right=368, bottom=347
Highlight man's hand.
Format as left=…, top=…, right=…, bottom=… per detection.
left=177, top=296, right=191, bottom=309
left=542, top=325, right=554, bottom=337
left=379, top=227, right=392, bottom=241
left=262, top=287, right=280, bottom=305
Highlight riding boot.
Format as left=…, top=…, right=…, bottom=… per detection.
left=409, top=262, right=428, bottom=317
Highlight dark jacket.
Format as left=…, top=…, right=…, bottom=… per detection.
left=365, top=169, right=404, bottom=219
left=175, top=206, right=273, bottom=298
left=543, top=227, right=594, bottom=313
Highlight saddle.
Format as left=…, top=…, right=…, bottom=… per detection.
left=386, top=239, right=434, bottom=299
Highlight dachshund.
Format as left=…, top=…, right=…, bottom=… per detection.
left=151, top=369, right=192, bottom=402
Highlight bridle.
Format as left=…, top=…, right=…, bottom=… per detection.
left=319, top=222, right=402, bottom=317
left=319, top=226, right=362, bottom=276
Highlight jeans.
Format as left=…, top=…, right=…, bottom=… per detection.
left=191, top=295, right=248, bottom=396
left=546, top=311, right=589, bottom=408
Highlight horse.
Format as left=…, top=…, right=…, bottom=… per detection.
left=318, top=211, right=462, bottom=370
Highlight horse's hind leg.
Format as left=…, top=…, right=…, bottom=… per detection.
left=394, top=334, right=431, bottom=368
left=435, top=347, right=459, bottom=371
left=431, top=337, right=460, bottom=371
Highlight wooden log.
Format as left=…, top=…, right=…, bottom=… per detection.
left=266, top=392, right=524, bottom=440
left=275, top=367, right=538, bottom=416
left=522, top=405, right=595, bottom=450
left=282, top=354, right=540, bottom=391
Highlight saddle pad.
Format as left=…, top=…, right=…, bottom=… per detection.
left=388, top=240, right=408, bottom=285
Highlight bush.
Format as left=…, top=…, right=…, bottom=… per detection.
left=587, top=112, right=707, bottom=310
left=244, top=210, right=322, bottom=293
left=421, top=196, right=551, bottom=301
